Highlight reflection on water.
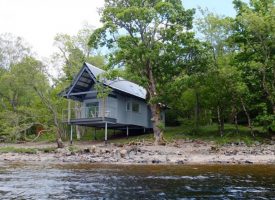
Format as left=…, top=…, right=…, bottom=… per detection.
left=0, top=163, right=274, bottom=199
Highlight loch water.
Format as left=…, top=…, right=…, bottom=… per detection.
left=0, top=162, right=274, bottom=199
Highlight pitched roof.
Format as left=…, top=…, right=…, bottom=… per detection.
left=85, top=62, right=147, bottom=99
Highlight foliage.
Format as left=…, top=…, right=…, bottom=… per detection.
left=89, top=0, right=204, bottom=144
left=232, top=0, right=275, bottom=131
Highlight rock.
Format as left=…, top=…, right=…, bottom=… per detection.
left=114, top=143, right=124, bottom=147
left=100, top=148, right=107, bottom=154
left=193, top=144, right=200, bottom=148
left=156, top=151, right=163, bottom=155
left=105, top=149, right=111, bottom=154
left=112, top=148, right=120, bottom=159
left=176, top=160, right=184, bottom=164
left=120, top=149, right=128, bottom=158
left=254, top=141, right=260, bottom=146
left=176, top=151, right=182, bottom=155
left=240, top=141, right=246, bottom=146
left=138, top=160, right=148, bottom=163
left=173, top=143, right=181, bottom=148
left=245, top=160, right=253, bottom=164
left=152, top=159, right=161, bottom=164
left=128, top=146, right=139, bottom=155
left=210, top=146, right=219, bottom=152
left=224, top=150, right=238, bottom=156
left=90, top=145, right=96, bottom=153
left=129, top=151, right=136, bottom=158
left=55, top=148, right=70, bottom=155
left=83, top=148, right=90, bottom=153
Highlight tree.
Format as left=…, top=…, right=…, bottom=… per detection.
left=89, top=0, right=198, bottom=144
left=0, top=33, right=31, bottom=69
left=0, top=57, right=49, bottom=141
left=233, top=0, right=275, bottom=131
left=54, top=24, right=105, bottom=82
left=196, top=10, right=236, bottom=136
left=53, top=25, right=105, bottom=140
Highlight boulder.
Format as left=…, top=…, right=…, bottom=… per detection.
left=105, top=149, right=111, bottom=154
left=90, top=145, right=97, bottom=153
left=113, top=149, right=121, bottom=159
left=83, top=148, right=90, bottom=153
left=120, top=149, right=128, bottom=158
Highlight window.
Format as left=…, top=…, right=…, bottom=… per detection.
left=126, top=102, right=131, bottom=111
left=132, top=102, right=140, bottom=113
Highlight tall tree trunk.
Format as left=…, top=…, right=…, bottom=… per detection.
left=147, top=61, right=164, bottom=145
left=232, top=105, right=239, bottom=134
left=217, top=105, right=224, bottom=137
left=33, top=86, right=64, bottom=148
left=241, top=98, right=254, bottom=137
left=194, top=91, right=200, bottom=131
left=150, top=104, right=164, bottom=145
left=234, top=111, right=239, bottom=134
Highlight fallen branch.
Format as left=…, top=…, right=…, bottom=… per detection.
left=31, top=129, right=50, bottom=142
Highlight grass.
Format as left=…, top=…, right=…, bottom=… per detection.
left=0, top=124, right=269, bottom=154
left=68, top=145, right=81, bottom=153
left=162, top=124, right=266, bottom=145
left=77, top=123, right=269, bottom=145
left=0, top=146, right=57, bottom=154
left=0, top=146, right=38, bottom=154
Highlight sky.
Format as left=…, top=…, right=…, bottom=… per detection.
left=0, top=0, right=243, bottom=59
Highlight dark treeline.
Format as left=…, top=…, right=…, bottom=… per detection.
left=0, top=0, right=274, bottom=144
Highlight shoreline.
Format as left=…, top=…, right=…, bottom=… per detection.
left=0, top=140, right=274, bottom=165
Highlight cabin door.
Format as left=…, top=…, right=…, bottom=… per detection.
left=86, top=102, right=99, bottom=118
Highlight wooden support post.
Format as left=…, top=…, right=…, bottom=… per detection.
left=67, top=99, right=71, bottom=123
left=70, top=125, right=73, bottom=145
left=126, top=126, right=129, bottom=139
left=105, top=122, right=108, bottom=145
left=94, top=128, right=97, bottom=140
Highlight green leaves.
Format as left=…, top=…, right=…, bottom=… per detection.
left=89, top=0, right=198, bottom=142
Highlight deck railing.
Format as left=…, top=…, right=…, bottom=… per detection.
left=62, top=106, right=117, bottom=122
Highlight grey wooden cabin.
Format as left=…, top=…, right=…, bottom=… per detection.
left=61, top=62, right=165, bottom=141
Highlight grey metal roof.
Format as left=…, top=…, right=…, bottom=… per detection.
left=85, top=62, right=147, bottom=99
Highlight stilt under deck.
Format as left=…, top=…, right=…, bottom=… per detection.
left=67, top=116, right=148, bottom=145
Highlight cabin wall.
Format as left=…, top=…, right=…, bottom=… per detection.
left=116, top=94, right=152, bottom=128
left=80, top=88, right=156, bottom=128
left=116, top=94, right=127, bottom=124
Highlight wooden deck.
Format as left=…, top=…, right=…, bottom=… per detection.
left=64, top=117, right=117, bottom=128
